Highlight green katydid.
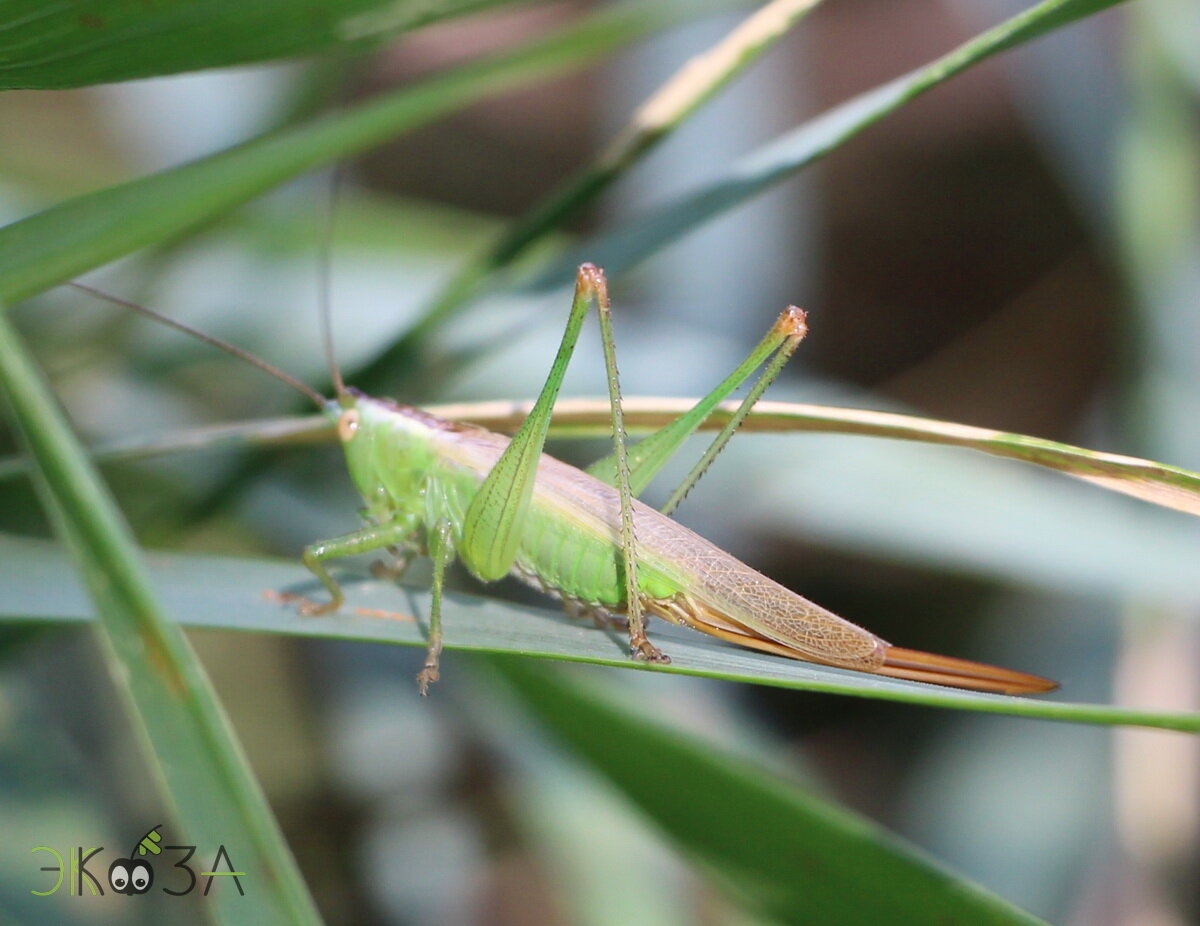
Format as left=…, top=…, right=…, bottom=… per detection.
left=72, top=266, right=1056, bottom=696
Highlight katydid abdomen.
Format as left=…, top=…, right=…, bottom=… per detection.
left=343, top=393, right=1055, bottom=695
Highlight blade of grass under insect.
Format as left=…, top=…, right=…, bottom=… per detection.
left=525, top=0, right=1132, bottom=291
left=0, top=0, right=706, bottom=306
left=4, top=394, right=1200, bottom=518
left=358, top=0, right=828, bottom=377
left=0, top=315, right=321, bottom=925
left=0, top=535, right=1197, bottom=732
left=0, top=0, right=515, bottom=90
left=489, top=659, right=1049, bottom=926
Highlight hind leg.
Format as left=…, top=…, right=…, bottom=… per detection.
left=564, top=600, right=628, bottom=633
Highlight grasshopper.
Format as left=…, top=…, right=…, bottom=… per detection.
left=75, top=265, right=1055, bottom=696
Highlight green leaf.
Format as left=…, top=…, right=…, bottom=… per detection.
left=11, top=393, right=1200, bottom=520
left=527, top=0, right=1132, bottom=289
left=438, top=397, right=1200, bottom=519
left=0, top=0, right=519, bottom=90
left=0, top=535, right=1196, bottom=732
left=0, top=317, right=320, bottom=924
left=491, top=659, right=1049, bottom=925
left=0, top=0, right=688, bottom=305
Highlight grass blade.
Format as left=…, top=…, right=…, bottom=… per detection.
left=0, top=535, right=1197, bottom=732
left=0, top=0, right=517, bottom=90
left=527, top=0, right=1132, bottom=289
left=0, top=1, right=690, bottom=305
left=491, top=659, right=1050, bottom=925
left=436, top=397, right=1200, bottom=519
left=0, top=313, right=321, bottom=925
left=5, top=393, right=1200, bottom=518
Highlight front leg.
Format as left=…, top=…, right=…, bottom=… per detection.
left=299, top=520, right=420, bottom=616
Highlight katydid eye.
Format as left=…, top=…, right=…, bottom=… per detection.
left=338, top=409, right=361, bottom=442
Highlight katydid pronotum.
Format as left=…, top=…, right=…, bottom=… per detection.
left=74, top=266, right=1056, bottom=696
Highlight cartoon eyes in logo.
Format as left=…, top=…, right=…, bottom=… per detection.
left=108, top=825, right=162, bottom=896
left=108, top=858, right=154, bottom=895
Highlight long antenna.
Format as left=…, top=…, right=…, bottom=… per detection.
left=319, top=166, right=346, bottom=398
left=69, top=281, right=328, bottom=410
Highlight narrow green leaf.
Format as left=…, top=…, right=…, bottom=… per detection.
left=0, top=0, right=517, bottom=89
left=0, top=536, right=1196, bottom=732
left=6, top=393, right=1200, bottom=519
left=492, top=659, right=1049, bottom=925
left=527, top=0, right=1132, bottom=289
left=0, top=1, right=687, bottom=305
left=0, top=317, right=320, bottom=925
left=452, top=397, right=1200, bottom=520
